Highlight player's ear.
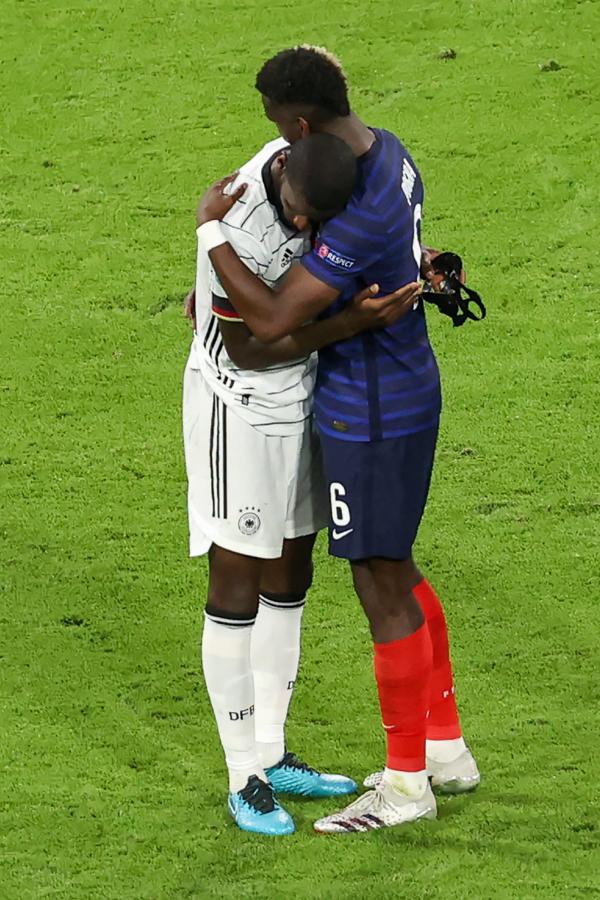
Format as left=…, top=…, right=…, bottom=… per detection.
left=275, top=150, right=289, bottom=172
left=292, top=214, right=310, bottom=231
left=297, top=117, right=311, bottom=138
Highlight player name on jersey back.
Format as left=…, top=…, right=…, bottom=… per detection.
left=189, top=138, right=315, bottom=437
left=302, top=128, right=442, bottom=442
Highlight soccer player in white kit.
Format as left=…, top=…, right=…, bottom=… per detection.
left=184, top=134, right=420, bottom=835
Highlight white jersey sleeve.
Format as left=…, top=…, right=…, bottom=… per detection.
left=208, top=222, right=269, bottom=322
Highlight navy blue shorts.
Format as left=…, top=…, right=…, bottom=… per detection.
left=319, top=424, right=439, bottom=560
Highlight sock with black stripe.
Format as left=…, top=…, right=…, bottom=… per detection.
left=250, top=590, right=306, bottom=769
left=201, top=606, right=265, bottom=793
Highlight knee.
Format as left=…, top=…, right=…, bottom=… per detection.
left=262, top=561, right=313, bottom=598
left=351, top=558, right=425, bottom=641
left=293, top=560, right=313, bottom=597
left=207, top=579, right=259, bottom=619
left=207, top=545, right=261, bottom=618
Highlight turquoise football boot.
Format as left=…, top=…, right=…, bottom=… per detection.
left=227, top=775, right=295, bottom=835
left=265, top=751, right=358, bottom=798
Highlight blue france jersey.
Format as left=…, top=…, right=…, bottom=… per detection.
left=302, top=128, right=441, bottom=442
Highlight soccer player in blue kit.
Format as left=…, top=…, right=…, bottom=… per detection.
left=196, top=46, right=481, bottom=833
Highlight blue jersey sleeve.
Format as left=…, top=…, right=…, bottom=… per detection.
left=302, top=204, right=388, bottom=291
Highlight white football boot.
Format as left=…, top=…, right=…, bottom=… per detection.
left=313, top=780, right=436, bottom=834
left=363, top=748, right=481, bottom=794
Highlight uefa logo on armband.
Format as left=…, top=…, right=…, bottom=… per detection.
left=315, top=242, right=355, bottom=270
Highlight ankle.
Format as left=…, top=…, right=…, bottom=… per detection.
left=257, top=740, right=285, bottom=770
left=227, top=759, right=266, bottom=793
left=426, top=737, right=467, bottom=763
left=382, top=767, right=428, bottom=798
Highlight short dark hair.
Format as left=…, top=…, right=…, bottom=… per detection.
left=286, top=134, right=356, bottom=218
left=256, top=45, right=350, bottom=120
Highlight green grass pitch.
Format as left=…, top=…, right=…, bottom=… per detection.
left=1, top=0, right=599, bottom=897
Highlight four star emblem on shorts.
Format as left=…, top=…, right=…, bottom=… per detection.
left=238, top=507, right=261, bottom=536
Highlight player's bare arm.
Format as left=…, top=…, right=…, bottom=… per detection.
left=217, top=282, right=421, bottom=370
left=184, top=241, right=458, bottom=337
left=197, top=177, right=340, bottom=343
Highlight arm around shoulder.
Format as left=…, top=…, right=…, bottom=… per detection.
left=208, top=246, right=340, bottom=342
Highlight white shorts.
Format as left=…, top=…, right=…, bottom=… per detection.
left=183, top=365, right=327, bottom=559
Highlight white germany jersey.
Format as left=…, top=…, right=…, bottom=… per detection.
left=188, top=138, right=315, bottom=437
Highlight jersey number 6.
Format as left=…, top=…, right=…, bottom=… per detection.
left=330, top=482, right=351, bottom=527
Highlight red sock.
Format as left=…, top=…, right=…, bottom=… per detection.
left=373, top=623, right=432, bottom=771
left=413, top=579, right=462, bottom=740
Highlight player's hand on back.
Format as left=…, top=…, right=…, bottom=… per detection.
left=343, top=281, right=422, bottom=335
left=184, top=287, right=196, bottom=330
left=196, top=173, right=248, bottom=226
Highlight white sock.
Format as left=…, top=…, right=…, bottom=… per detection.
left=201, top=610, right=265, bottom=793
left=426, top=737, right=467, bottom=763
left=382, top=767, right=429, bottom=798
left=250, top=592, right=306, bottom=769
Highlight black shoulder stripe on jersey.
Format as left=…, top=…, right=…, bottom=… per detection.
left=204, top=313, right=237, bottom=391
left=208, top=322, right=222, bottom=362
left=211, top=292, right=238, bottom=316
left=207, top=314, right=225, bottom=366
left=204, top=316, right=218, bottom=348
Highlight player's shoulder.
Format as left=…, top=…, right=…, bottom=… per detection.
left=370, top=127, right=415, bottom=164
left=350, top=128, right=420, bottom=222
left=363, top=128, right=420, bottom=199
left=373, top=129, right=422, bottom=205
left=222, top=138, right=287, bottom=232
left=238, top=137, right=288, bottom=180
